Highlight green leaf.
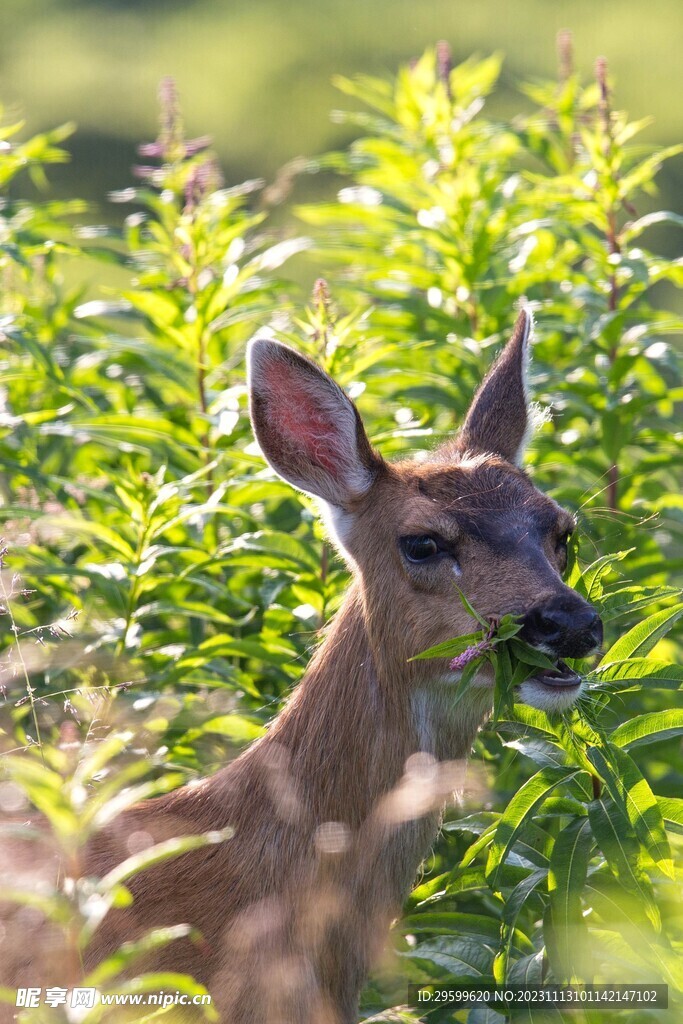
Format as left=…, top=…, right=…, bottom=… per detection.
left=195, top=636, right=297, bottom=667
left=96, top=828, right=234, bottom=891
left=499, top=704, right=560, bottom=739
left=225, top=530, right=321, bottom=573
left=38, top=514, right=136, bottom=560
left=444, top=864, right=536, bottom=898
left=498, top=870, right=547, bottom=984
left=591, top=658, right=683, bottom=690
left=199, top=714, right=265, bottom=742
left=442, top=811, right=499, bottom=835
left=622, top=210, right=683, bottom=242
left=466, top=1008, right=506, bottom=1024
left=657, top=797, right=683, bottom=835
left=458, top=819, right=499, bottom=868
left=134, top=600, right=241, bottom=626
left=401, top=912, right=504, bottom=942
left=74, top=732, right=136, bottom=787
left=586, top=797, right=661, bottom=930
left=6, top=758, right=77, bottom=841
left=400, top=935, right=493, bottom=979
left=457, top=587, right=489, bottom=628
left=508, top=639, right=557, bottom=670
left=586, top=745, right=674, bottom=879
left=576, top=549, right=633, bottom=600
left=595, top=585, right=681, bottom=622
left=88, top=774, right=187, bottom=831
left=86, top=924, right=197, bottom=985
left=599, top=602, right=683, bottom=663
left=503, top=736, right=568, bottom=769
left=547, top=817, right=593, bottom=981
left=442, top=656, right=485, bottom=710
left=493, top=614, right=523, bottom=641
left=409, top=630, right=483, bottom=661
left=507, top=952, right=544, bottom=986
left=620, top=144, right=683, bottom=199
left=502, top=868, right=547, bottom=929
left=609, top=709, right=683, bottom=749
left=585, top=880, right=683, bottom=989
left=486, top=766, right=585, bottom=888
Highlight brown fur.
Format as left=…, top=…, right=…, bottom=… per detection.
left=1, top=312, right=591, bottom=1023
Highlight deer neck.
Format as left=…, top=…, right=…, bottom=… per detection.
left=262, top=578, right=490, bottom=830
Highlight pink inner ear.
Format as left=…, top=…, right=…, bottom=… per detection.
left=262, top=359, right=347, bottom=479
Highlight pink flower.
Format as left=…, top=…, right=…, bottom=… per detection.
left=448, top=625, right=495, bottom=671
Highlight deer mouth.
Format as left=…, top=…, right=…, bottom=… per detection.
left=517, top=659, right=584, bottom=712
left=530, top=659, right=582, bottom=689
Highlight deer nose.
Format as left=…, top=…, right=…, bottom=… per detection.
left=520, top=600, right=603, bottom=658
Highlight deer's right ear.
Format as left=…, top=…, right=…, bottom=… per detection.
left=247, top=338, right=381, bottom=507
left=455, top=308, right=534, bottom=465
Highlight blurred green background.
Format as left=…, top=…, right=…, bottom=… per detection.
left=2, top=0, right=682, bottom=230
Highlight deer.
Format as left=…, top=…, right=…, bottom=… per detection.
left=2, top=309, right=602, bottom=1024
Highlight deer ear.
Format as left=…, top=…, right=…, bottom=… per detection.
left=247, top=337, right=381, bottom=506
left=456, top=309, right=535, bottom=465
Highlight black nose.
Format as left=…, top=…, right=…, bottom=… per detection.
left=520, top=599, right=603, bottom=658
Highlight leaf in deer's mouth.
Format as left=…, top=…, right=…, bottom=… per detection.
left=531, top=659, right=582, bottom=688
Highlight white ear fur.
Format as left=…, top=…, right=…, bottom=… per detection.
left=247, top=337, right=378, bottom=507
left=505, top=305, right=534, bottom=466
left=318, top=500, right=356, bottom=562
left=511, top=307, right=535, bottom=464
left=512, top=309, right=553, bottom=464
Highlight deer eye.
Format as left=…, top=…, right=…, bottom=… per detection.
left=401, top=536, right=440, bottom=562
left=556, top=530, right=572, bottom=551
left=555, top=530, right=573, bottom=571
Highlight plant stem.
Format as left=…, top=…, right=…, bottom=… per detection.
left=596, top=57, right=621, bottom=511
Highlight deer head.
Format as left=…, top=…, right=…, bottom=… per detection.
left=247, top=311, right=602, bottom=722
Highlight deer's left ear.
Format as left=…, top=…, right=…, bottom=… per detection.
left=247, top=336, right=382, bottom=507
left=456, top=308, right=535, bottom=465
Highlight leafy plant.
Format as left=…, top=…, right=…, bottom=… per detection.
left=0, top=34, right=681, bottom=1024
left=298, top=38, right=683, bottom=577
left=395, top=557, right=683, bottom=1020
left=295, top=38, right=683, bottom=1021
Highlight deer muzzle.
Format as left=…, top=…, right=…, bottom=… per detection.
left=520, top=595, right=603, bottom=661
